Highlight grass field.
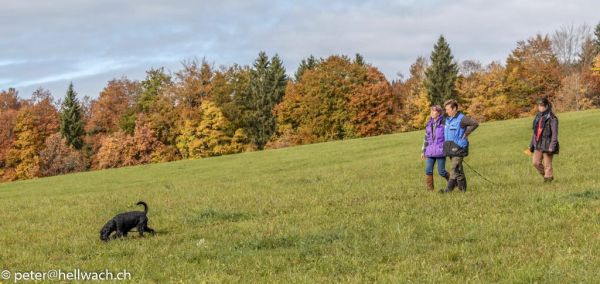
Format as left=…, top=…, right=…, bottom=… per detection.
left=1, top=110, right=599, bottom=283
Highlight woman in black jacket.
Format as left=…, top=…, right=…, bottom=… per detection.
left=529, top=97, right=559, bottom=183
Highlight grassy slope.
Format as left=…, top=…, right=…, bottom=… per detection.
left=0, top=110, right=599, bottom=283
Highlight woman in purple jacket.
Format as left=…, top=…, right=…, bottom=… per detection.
left=421, top=105, right=449, bottom=191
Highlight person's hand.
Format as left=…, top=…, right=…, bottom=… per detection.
left=549, top=148, right=554, bottom=153
left=420, top=153, right=425, bottom=160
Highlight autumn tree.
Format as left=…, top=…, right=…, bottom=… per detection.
left=176, top=101, right=236, bottom=158
left=95, top=131, right=131, bottom=169
left=31, top=89, right=59, bottom=137
left=171, top=59, right=213, bottom=112
left=505, top=34, right=561, bottom=115
left=274, top=56, right=354, bottom=144
left=0, top=88, right=21, bottom=172
left=39, top=133, right=85, bottom=177
left=87, top=78, right=140, bottom=135
left=6, top=107, right=42, bottom=180
left=593, top=55, right=600, bottom=74
left=126, top=117, right=166, bottom=165
left=458, top=62, right=516, bottom=122
left=588, top=55, right=600, bottom=105
left=2, top=89, right=59, bottom=180
left=60, top=83, right=85, bottom=149
left=94, top=116, right=166, bottom=169
left=392, top=57, right=430, bottom=131
left=137, top=68, right=178, bottom=155
left=0, top=88, right=20, bottom=110
left=347, top=66, right=395, bottom=136
left=425, top=35, right=459, bottom=106
left=137, top=67, right=171, bottom=113
left=274, top=55, right=394, bottom=145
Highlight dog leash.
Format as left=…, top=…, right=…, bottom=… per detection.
left=463, top=160, right=498, bottom=185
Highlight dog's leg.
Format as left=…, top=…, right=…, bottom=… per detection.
left=137, top=222, right=146, bottom=237
left=115, top=224, right=126, bottom=239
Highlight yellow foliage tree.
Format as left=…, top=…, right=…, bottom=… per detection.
left=408, top=88, right=431, bottom=130
left=6, top=108, right=42, bottom=180
left=176, top=101, right=242, bottom=158
left=593, top=55, right=600, bottom=75
left=458, top=63, right=518, bottom=122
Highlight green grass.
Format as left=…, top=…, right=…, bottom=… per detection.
left=1, top=110, right=599, bottom=283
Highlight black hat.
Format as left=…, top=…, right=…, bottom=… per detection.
left=536, top=97, right=550, bottom=106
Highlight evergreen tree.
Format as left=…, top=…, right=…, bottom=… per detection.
left=60, top=83, right=84, bottom=149
left=294, top=55, right=319, bottom=81
left=595, top=22, right=600, bottom=54
left=424, top=35, right=459, bottom=106
left=245, top=52, right=288, bottom=150
left=354, top=53, right=366, bottom=66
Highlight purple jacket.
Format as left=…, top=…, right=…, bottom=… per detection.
left=422, top=116, right=445, bottom=158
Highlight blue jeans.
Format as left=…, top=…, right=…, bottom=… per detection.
left=425, top=157, right=447, bottom=176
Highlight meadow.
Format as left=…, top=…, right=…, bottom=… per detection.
left=0, top=110, right=599, bottom=283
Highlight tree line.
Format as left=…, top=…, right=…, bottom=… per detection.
left=1, top=23, right=600, bottom=181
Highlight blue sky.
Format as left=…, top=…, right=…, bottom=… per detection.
left=1, top=0, right=599, bottom=99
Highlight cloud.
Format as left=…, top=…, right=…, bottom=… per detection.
left=1, top=0, right=599, bottom=98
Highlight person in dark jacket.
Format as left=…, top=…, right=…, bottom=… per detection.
left=421, top=105, right=449, bottom=191
left=441, top=99, right=479, bottom=193
left=529, top=97, right=559, bottom=183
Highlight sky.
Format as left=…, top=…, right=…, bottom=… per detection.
left=1, top=0, right=599, bottom=99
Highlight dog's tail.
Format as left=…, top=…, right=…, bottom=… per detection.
left=136, top=201, right=148, bottom=213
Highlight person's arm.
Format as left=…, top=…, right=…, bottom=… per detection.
left=529, top=132, right=535, bottom=152
left=460, top=116, right=479, bottom=137
left=549, top=117, right=558, bottom=152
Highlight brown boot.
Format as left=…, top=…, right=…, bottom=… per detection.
left=426, top=175, right=434, bottom=191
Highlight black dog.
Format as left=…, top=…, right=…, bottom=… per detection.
left=100, top=201, right=155, bottom=241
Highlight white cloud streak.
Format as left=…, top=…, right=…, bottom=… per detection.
left=1, top=0, right=598, bottom=98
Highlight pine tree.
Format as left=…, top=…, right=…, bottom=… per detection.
left=595, top=22, right=600, bottom=54
left=424, top=35, right=459, bottom=106
left=245, top=52, right=288, bottom=150
left=354, top=53, right=366, bottom=66
left=294, top=55, right=319, bottom=81
left=60, top=83, right=84, bottom=149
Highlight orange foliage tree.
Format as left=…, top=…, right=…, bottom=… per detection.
left=273, top=55, right=395, bottom=146
left=505, top=34, right=561, bottom=115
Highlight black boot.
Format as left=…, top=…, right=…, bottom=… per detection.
left=440, top=179, right=457, bottom=193
left=457, top=178, right=467, bottom=192
left=443, top=172, right=450, bottom=182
